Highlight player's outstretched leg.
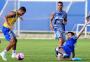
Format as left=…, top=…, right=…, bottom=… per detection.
left=0, top=50, right=7, bottom=61
left=0, top=38, right=15, bottom=61
left=11, top=38, right=17, bottom=58
left=55, top=47, right=64, bottom=60
left=58, top=38, right=64, bottom=47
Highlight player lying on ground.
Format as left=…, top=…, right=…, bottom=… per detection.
left=0, top=7, right=26, bottom=61
left=55, top=17, right=90, bottom=60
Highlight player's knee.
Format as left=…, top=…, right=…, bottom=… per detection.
left=9, top=40, right=15, bottom=46
left=12, top=41, right=16, bottom=46
left=10, top=38, right=16, bottom=44
left=15, top=38, right=17, bottom=42
left=12, top=40, right=15, bottom=44
left=13, top=37, right=17, bottom=42
left=59, top=37, right=63, bottom=40
left=13, top=38, right=17, bottom=44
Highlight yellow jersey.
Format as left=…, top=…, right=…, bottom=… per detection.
left=3, top=11, right=19, bottom=28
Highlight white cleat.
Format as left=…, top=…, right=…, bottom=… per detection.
left=0, top=52, right=7, bottom=61
left=11, top=53, right=16, bottom=58
left=57, top=53, right=61, bottom=60
left=57, top=53, right=62, bottom=61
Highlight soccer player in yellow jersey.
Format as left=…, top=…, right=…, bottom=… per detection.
left=0, top=7, right=26, bottom=61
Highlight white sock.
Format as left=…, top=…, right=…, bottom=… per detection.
left=2, top=49, right=7, bottom=54
left=56, top=47, right=59, bottom=51
left=12, top=50, right=16, bottom=54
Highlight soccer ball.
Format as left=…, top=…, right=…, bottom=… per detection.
left=16, top=53, right=24, bottom=60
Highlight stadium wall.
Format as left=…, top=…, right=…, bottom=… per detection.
left=0, top=0, right=90, bottom=32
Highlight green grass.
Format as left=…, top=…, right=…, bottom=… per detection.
left=0, top=39, right=90, bottom=62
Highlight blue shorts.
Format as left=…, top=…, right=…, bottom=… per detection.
left=2, top=26, right=16, bottom=41
left=54, top=30, right=66, bottom=40
left=62, top=46, right=74, bottom=57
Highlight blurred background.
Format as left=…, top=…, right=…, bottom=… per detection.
left=0, top=0, right=90, bottom=39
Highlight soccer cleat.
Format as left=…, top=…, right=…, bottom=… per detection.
left=57, top=53, right=62, bottom=60
left=11, top=53, right=16, bottom=58
left=0, top=52, right=7, bottom=61
left=55, top=48, right=58, bottom=57
left=72, top=58, right=81, bottom=61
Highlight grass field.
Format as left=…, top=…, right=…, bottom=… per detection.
left=0, top=39, right=90, bottom=62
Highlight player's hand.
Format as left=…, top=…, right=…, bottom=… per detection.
left=63, top=21, right=67, bottom=25
left=20, top=17, right=23, bottom=21
left=86, top=15, right=90, bottom=24
left=50, top=24, right=54, bottom=31
left=87, top=21, right=90, bottom=24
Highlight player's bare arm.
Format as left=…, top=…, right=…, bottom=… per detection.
left=50, top=12, right=54, bottom=31
left=77, top=23, right=87, bottom=39
left=63, top=17, right=67, bottom=24
left=77, top=18, right=90, bottom=39
left=5, top=11, right=16, bottom=29
left=62, top=13, right=67, bottom=25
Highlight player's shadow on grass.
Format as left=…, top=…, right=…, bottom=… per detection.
left=51, top=59, right=90, bottom=62
left=81, top=58, right=90, bottom=61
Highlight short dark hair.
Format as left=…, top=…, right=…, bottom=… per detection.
left=58, top=1, right=63, bottom=6
left=19, top=6, right=26, bottom=12
left=67, top=32, right=75, bottom=36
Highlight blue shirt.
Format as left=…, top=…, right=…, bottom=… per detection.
left=63, top=35, right=77, bottom=52
left=53, top=10, right=67, bottom=32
